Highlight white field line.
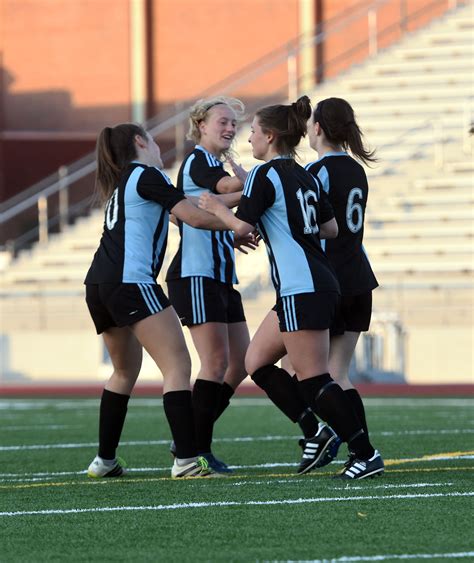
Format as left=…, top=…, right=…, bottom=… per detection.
left=1, top=428, right=474, bottom=451
left=0, top=398, right=473, bottom=411
left=3, top=425, right=75, bottom=431
left=306, top=552, right=474, bottom=562
left=0, top=491, right=473, bottom=518
left=230, top=480, right=455, bottom=489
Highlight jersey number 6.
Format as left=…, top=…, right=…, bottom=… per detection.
left=346, top=187, right=363, bottom=233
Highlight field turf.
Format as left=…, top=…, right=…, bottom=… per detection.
left=0, top=395, right=473, bottom=562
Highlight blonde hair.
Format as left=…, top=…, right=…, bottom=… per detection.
left=187, top=96, right=245, bottom=155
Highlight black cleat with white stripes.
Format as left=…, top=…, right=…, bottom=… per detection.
left=297, top=423, right=338, bottom=475
left=335, top=449, right=385, bottom=480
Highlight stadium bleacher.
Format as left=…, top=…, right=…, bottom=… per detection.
left=0, top=1, right=472, bottom=383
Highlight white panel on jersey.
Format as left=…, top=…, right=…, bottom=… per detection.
left=261, top=167, right=315, bottom=297
left=123, top=166, right=168, bottom=283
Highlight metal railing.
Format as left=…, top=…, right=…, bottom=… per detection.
left=0, top=0, right=467, bottom=255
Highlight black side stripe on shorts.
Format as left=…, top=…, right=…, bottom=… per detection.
left=191, top=277, right=206, bottom=324
left=283, top=295, right=298, bottom=332
left=138, top=283, right=163, bottom=314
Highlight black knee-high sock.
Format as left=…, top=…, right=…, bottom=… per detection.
left=163, top=390, right=196, bottom=459
left=192, top=379, right=222, bottom=454
left=298, top=374, right=374, bottom=459
left=345, top=388, right=369, bottom=436
left=214, top=382, right=235, bottom=422
left=252, top=365, right=319, bottom=437
left=98, top=389, right=130, bottom=460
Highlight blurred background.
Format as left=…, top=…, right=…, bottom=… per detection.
left=0, top=0, right=472, bottom=387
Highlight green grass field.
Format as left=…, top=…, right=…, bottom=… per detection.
left=0, top=395, right=473, bottom=562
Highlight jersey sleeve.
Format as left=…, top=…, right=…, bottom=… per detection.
left=318, top=188, right=335, bottom=224
left=306, top=162, right=334, bottom=223
left=137, top=167, right=186, bottom=211
left=190, top=151, right=230, bottom=193
left=307, top=161, right=330, bottom=194
left=235, top=165, right=275, bottom=226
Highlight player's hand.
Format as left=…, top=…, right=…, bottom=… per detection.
left=199, top=192, right=223, bottom=215
left=227, top=158, right=248, bottom=182
left=234, top=232, right=258, bottom=254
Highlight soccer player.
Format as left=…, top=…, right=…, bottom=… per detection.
left=303, top=97, right=381, bottom=470
left=166, top=97, right=251, bottom=473
left=199, top=97, right=384, bottom=479
left=84, top=123, right=232, bottom=479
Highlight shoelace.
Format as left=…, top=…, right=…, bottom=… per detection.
left=197, top=456, right=210, bottom=471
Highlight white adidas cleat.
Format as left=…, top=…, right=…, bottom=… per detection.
left=87, top=455, right=127, bottom=478
left=171, top=455, right=215, bottom=478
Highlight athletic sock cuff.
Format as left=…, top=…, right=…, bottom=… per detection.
left=251, top=364, right=277, bottom=387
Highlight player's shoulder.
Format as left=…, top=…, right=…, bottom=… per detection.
left=139, top=164, right=174, bottom=186
left=243, top=162, right=269, bottom=195
left=194, top=145, right=223, bottom=167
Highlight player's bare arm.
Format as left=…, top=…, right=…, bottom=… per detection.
left=199, top=192, right=254, bottom=237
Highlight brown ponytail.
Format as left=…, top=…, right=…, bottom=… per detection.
left=95, top=123, right=147, bottom=203
left=312, top=98, right=377, bottom=166
left=255, top=95, right=312, bottom=158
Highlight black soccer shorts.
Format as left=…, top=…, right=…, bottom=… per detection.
left=331, top=291, right=373, bottom=336
left=85, top=282, right=171, bottom=334
left=274, top=291, right=340, bottom=332
left=167, top=276, right=246, bottom=327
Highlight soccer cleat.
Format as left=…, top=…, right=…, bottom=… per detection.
left=300, top=432, right=342, bottom=469
left=201, top=452, right=233, bottom=474
left=171, top=455, right=214, bottom=478
left=87, top=455, right=127, bottom=478
left=335, top=449, right=385, bottom=480
left=297, top=422, right=338, bottom=475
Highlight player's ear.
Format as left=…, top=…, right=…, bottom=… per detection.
left=135, top=134, right=148, bottom=149
left=315, top=122, right=323, bottom=136
left=266, top=130, right=275, bottom=145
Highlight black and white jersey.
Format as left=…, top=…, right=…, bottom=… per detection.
left=235, top=157, right=339, bottom=298
left=306, top=152, right=378, bottom=295
left=85, top=163, right=185, bottom=284
left=166, top=145, right=237, bottom=284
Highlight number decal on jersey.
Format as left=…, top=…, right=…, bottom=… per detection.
left=105, top=189, right=119, bottom=230
left=296, top=188, right=319, bottom=235
left=346, top=187, right=363, bottom=233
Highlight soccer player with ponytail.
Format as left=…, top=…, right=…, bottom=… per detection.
left=84, top=123, right=230, bottom=479
left=303, top=97, right=381, bottom=470
left=199, top=97, right=384, bottom=479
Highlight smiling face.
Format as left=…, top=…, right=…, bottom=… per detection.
left=198, top=104, right=237, bottom=156
left=248, top=116, right=273, bottom=161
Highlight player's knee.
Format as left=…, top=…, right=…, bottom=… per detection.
left=201, top=353, right=228, bottom=380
